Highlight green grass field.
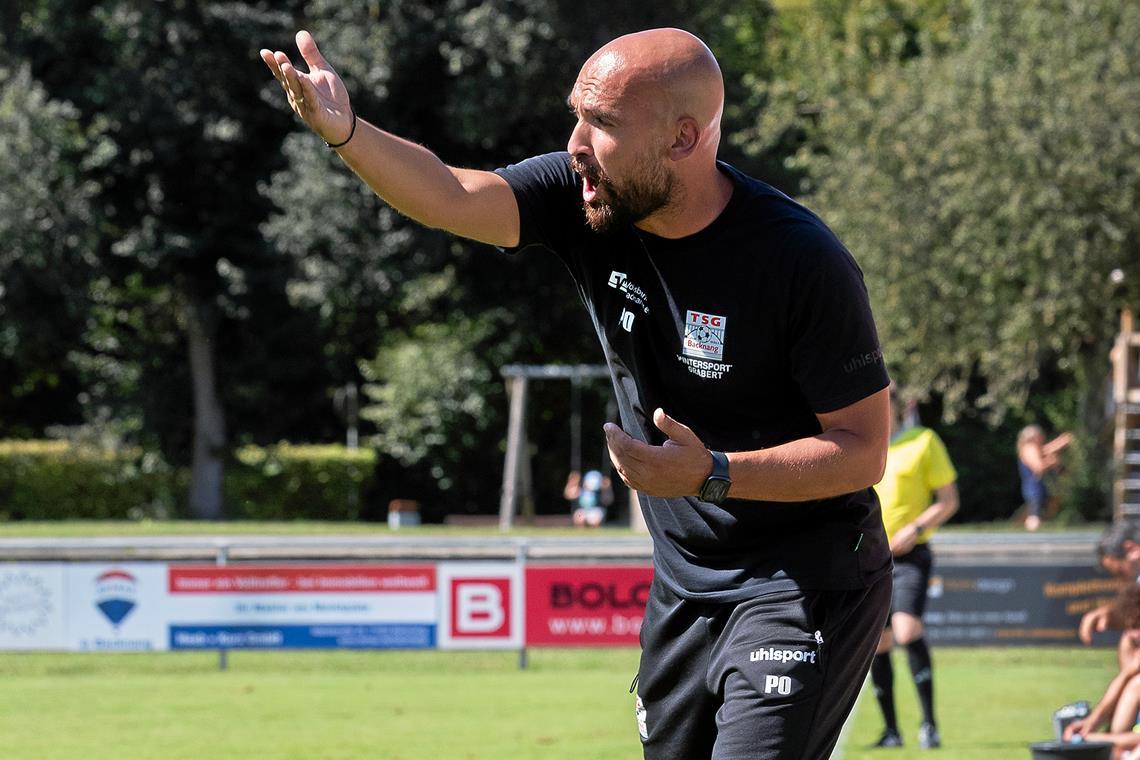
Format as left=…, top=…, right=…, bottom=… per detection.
left=0, top=647, right=1113, bottom=759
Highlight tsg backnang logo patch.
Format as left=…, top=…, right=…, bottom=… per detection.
left=683, top=310, right=726, bottom=361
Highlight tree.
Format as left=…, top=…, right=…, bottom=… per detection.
left=799, top=0, right=1140, bottom=516
left=6, top=1, right=315, bottom=516
left=0, top=64, right=105, bottom=438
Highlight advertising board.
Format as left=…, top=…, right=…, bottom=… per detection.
left=525, top=565, right=652, bottom=647
left=167, top=564, right=437, bottom=650
left=437, top=562, right=523, bottom=649
left=924, top=564, right=1123, bottom=646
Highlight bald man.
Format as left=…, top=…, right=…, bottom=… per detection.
left=263, top=28, right=892, bottom=759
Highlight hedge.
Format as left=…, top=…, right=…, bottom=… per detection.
left=0, top=440, right=377, bottom=521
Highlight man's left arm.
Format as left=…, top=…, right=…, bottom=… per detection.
left=604, top=388, right=889, bottom=501
left=890, top=483, right=959, bottom=555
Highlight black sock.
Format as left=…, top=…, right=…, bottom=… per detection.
left=871, top=651, right=898, bottom=732
left=905, top=638, right=936, bottom=726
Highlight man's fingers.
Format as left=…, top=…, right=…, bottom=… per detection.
left=606, top=423, right=657, bottom=464
left=603, top=422, right=629, bottom=453
left=261, top=49, right=288, bottom=86
left=296, top=30, right=330, bottom=72
left=259, top=49, right=278, bottom=76
left=653, top=408, right=701, bottom=446
left=277, top=59, right=312, bottom=112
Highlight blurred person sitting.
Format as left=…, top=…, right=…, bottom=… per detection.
left=1080, top=522, right=1140, bottom=666
left=564, top=469, right=613, bottom=528
left=1016, top=424, right=1073, bottom=531
left=1065, top=585, right=1140, bottom=758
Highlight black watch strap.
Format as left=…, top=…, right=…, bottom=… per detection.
left=708, top=450, right=730, bottom=480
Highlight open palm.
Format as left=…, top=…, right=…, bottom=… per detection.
left=260, top=31, right=353, bottom=145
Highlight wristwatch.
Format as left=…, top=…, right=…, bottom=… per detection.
left=699, top=450, right=732, bottom=505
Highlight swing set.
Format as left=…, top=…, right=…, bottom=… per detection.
left=497, top=363, right=614, bottom=530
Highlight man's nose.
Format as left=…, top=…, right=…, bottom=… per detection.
left=567, top=118, right=592, bottom=158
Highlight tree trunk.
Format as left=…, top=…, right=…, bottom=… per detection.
left=186, top=297, right=226, bottom=519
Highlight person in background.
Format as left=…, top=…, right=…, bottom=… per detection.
left=564, top=469, right=614, bottom=528
left=1016, top=424, right=1073, bottom=531
left=1065, top=584, right=1140, bottom=759
left=869, top=385, right=959, bottom=750
left=1079, top=522, right=1140, bottom=671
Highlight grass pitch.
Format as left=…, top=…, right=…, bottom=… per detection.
left=0, top=646, right=1112, bottom=759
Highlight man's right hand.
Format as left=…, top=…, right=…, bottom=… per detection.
left=260, top=31, right=354, bottom=146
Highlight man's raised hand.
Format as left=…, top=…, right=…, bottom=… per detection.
left=260, top=31, right=353, bottom=146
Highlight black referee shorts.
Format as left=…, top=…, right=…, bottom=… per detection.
left=635, top=573, right=891, bottom=760
left=888, top=543, right=933, bottom=621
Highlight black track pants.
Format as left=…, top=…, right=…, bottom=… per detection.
left=635, top=574, right=891, bottom=759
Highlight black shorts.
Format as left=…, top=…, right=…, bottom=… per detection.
left=888, top=543, right=933, bottom=621
left=635, top=573, right=892, bottom=760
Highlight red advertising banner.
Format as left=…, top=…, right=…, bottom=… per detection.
left=525, top=565, right=653, bottom=646
left=169, top=565, right=436, bottom=594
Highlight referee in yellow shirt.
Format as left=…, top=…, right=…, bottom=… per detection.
left=868, top=385, right=959, bottom=749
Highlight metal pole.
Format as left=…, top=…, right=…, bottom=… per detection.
left=517, top=541, right=528, bottom=671
left=216, top=544, right=228, bottom=671
left=500, top=376, right=528, bottom=531
left=570, top=375, right=582, bottom=475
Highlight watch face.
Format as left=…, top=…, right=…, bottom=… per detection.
left=701, top=478, right=731, bottom=504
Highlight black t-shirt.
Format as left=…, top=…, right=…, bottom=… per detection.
left=496, top=151, right=892, bottom=602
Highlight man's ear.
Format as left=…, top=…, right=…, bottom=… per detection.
left=668, top=116, right=700, bottom=160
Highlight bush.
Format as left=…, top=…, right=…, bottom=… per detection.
left=226, top=444, right=377, bottom=521
left=0, top=440, right=177, bottom=520
left=0, top=440, right=376, bottom=521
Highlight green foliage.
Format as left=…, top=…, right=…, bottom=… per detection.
left=226, top=444, right=377, bottom=521
left=783, top=0, right=1139, bottom=519
left=0, top=64, right=107, bottom=436
left=935, top=413, right=1024, bottom=523
left=0, top=440, right=176, bottom=521
left=0, top=441, right=375, bottom=522
left=801, top=0, right=1139, bottom=417
left=360, top=319, right=502, bottom=510
left=735, top=0, right=973, bottom=188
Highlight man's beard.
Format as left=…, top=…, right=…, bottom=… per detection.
left=570, top=155, right=676, bottom=234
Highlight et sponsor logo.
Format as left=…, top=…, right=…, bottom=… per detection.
left=450, top=578, right=511, bottom=638
left=550, top=581, right=650, bottom=610
left=0, top=571, right=53, bottom=637
left=683, top=309, right=726, bottom=361
left=749, top=647, right=818, bottom=665
left=95, top=569, right=139, bottom=628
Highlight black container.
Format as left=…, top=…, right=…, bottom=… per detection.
left=1029, top=741, right=1113, bottom=760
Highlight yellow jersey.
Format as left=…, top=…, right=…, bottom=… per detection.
left=874, top=427, right=957, bottom=543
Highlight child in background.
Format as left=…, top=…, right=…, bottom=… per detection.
left=564, top=469, right=614, bottom=528
left=1017, top=425, right=1073, bottom=531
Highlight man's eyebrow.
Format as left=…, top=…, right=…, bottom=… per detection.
left=567, top=97, right=619, bottom=124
